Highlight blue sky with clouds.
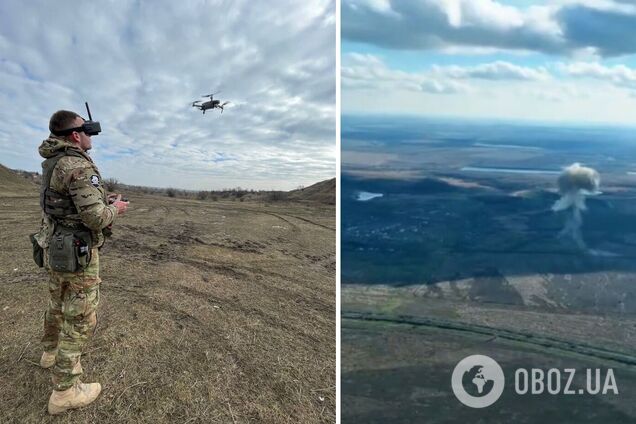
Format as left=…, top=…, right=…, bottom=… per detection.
left=0, top=0, right=335, bottom=190
left=342, top=0, right=636, bottom=125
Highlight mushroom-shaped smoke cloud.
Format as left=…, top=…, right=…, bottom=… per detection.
left=552, top=163, right=601, bottom=250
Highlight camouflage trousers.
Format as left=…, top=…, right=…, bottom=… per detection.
left=41, top=248, right=101, bottom=391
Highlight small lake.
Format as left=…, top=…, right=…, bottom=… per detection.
left=356, top=191, right=383, bottom=201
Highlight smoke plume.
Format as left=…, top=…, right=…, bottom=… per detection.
left=552, top=163, right=601, bottom=250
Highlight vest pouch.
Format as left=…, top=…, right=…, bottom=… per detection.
left=48, top=226, right=93, bottom=273
left=75, top=229, right=93, bottom=269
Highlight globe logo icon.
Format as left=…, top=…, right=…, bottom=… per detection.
left=451, top=355, right=505, bottom=408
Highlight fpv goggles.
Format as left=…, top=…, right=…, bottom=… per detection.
left=52, top=102, right=101, bottom=136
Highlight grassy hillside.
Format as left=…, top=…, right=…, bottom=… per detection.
left=287, top=178, right=335, bottom=204
left=0, top=164, right=38, bottom=196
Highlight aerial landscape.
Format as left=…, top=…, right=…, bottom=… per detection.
left=341, top=116, right=636, bottom=422
left=341, top=0, right=636, bottom=421
left=343, top=116, right=636, bottom=289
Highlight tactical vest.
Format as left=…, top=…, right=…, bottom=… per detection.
left=40, top=149, right=85, bottom=218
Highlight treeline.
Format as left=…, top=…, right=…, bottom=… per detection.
left=14, top=169, right=41, bottom=183
left=10, top=167, right=297, bottom=203
left=103, top=178, right=288, bottom=202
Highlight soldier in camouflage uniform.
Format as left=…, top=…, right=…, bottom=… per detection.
left=34, top=110, right=128, bottom=414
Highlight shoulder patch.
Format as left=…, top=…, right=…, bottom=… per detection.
left=90, top=175, right=100, bottom=187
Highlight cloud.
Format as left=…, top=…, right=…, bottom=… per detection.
left=556, top=3, right=636, bottom=57
left=343, top=0, right=564, bottom=54
left=342, top=53, right=470, bottom=94
left=560, top=62, right=636, bottom=90
left=343, top=54, right=551, bottom=95
left=343, top=0, right=636, bottom=58
left=0, top=0, right=335, bottom=190
left=419, top=79, right=469, bottom=94
left=432, top=61, right=551, bottom=81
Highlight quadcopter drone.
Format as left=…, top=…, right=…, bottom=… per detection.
left=192, top=92, right=230, bottom=114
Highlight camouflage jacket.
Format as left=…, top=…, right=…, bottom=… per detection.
left=35, top=135, right=116, bottom=249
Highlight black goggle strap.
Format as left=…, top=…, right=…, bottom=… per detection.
left=51, top=126, right=84, bottom=136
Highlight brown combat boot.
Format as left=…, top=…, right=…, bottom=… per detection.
left=40, top=350, right=57, bottom=368
left=47, top=382, right=102, bottom=415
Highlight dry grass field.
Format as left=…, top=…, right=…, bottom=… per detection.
left=0, top=166, right=335, bottom=423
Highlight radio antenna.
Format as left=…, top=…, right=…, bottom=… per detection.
left=85, top=102, right=93, bottom=121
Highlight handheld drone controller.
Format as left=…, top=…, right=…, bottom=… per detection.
left=108, top=196, right=129, bottom=204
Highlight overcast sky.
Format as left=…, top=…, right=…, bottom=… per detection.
left=343, top=0, right=636, bottom=125
left=0, top=0, right=335, bottom=190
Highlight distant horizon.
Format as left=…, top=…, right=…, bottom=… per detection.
left=1, top=162, right=334, bottom=193
left=342, top=112, right=636, bottom=130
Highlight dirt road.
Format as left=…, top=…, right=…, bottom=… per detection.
left=0, top=192, right=335, bottom=423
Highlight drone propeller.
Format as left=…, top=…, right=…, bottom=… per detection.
left=221, top=101, right=230, bottom=106
left=202, top=91, right=220, bottom=98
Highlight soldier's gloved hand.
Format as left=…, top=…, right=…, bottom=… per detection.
left=112, top=194, right=129, bottom=215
